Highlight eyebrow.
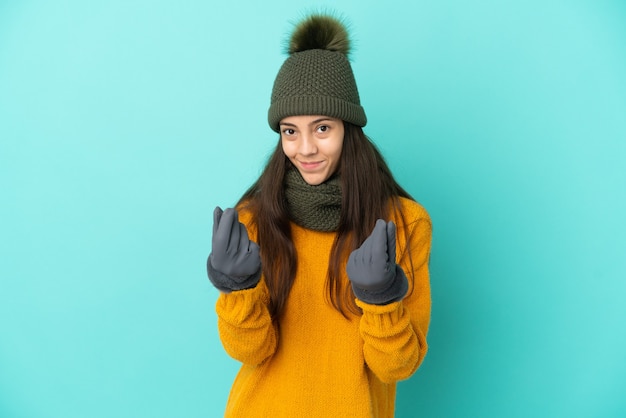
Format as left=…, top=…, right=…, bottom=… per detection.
left=280, top=118, right=334, bottom=127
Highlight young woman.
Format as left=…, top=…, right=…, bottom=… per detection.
left=207, top=14, right=432, bottom=418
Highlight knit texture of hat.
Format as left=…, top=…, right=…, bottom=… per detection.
left=268, top=15, right=367, bottom=132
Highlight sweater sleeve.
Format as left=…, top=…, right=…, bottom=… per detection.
left=216, top=277, right=278, bottom=366
left=356, top=207, right=432, bottom=383
left=214, top=206, right=278, bottom=366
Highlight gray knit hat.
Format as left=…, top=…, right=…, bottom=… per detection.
left=268, top=15, right=367, bottom=132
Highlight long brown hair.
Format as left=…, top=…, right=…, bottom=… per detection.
left=238, top=122, right=414, bottom=318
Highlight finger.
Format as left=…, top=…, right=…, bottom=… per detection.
left=212, top=206, right=223, bottom=236
left=224, top=208, right=241, bottom=253
left=369, top=219, right=388, bottom=265
left=214, top=208, right=237, bottom=251
left=237, top=221, right=251, bottom=252
left=248, top=240, right=260, bottom=255
left=386, top=221, right=397, bottom=262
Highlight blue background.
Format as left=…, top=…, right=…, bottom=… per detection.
left=1, top=1, right=625, bottom=417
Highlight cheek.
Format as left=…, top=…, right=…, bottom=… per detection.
left=281, top=139, right=294, bottom=157
left=329, top=139, right=344, bottom=160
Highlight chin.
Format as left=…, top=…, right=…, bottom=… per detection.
left=301, top=174, right=327, bottom=186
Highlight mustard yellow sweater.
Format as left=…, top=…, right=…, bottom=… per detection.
left=215, top=198, right=432, bottom=417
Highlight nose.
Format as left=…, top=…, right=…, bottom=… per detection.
left=298, top=133, right=317, bottom=156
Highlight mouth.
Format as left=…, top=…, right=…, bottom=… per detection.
left=298, top=160, right=324, bottom=171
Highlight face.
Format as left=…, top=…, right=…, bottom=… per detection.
left=280, top=115, right=345, bottom=186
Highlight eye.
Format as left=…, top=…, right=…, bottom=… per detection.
left=317, top=125, right=329, bottom=133
left=282, top=128, right=296, bottom=136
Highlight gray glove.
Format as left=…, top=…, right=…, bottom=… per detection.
left=346, top=219, right=408, bottom=305
left=207, top=206, right=262, bottom=292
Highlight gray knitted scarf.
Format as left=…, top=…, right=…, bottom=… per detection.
left=284, top=168, right=342, bottom=232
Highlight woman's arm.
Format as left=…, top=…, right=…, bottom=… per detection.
left=216, top=278, right=278, bottom=366
left=357, top=210, right=432, bottom=383
left=209, top=206, right=279, bottom=365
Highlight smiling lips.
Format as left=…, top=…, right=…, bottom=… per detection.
left=298, top=160, right=324, bottom=171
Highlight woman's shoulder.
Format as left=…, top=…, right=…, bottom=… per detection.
left=393, top=197, right=432, bottom=254
left=394, top=197, right=431, bottom=226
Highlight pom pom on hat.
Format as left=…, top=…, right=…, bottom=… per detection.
left=288, top=14, right=350, bottom=55
left=268, top=13, right=366, bottom=132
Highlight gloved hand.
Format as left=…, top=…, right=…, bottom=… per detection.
left=346, top=219, right=408, bottom=305
left=207, top=206, right=262, bottom=292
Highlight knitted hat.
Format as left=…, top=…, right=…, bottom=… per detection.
left=268, top=14, right=367, bottom=132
